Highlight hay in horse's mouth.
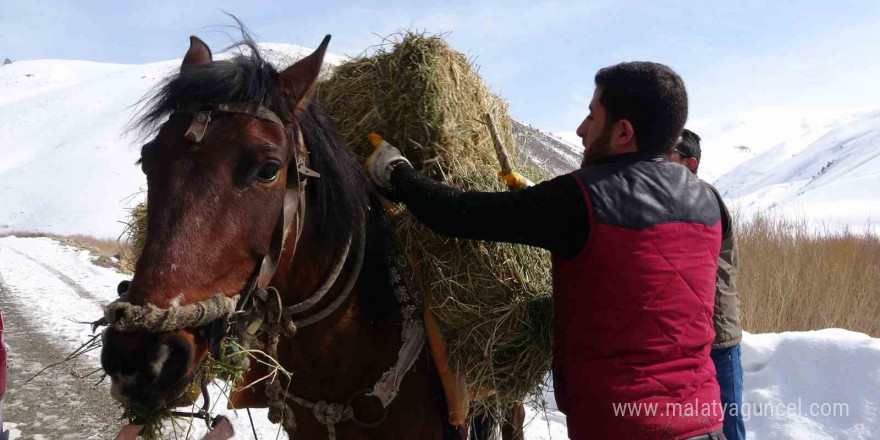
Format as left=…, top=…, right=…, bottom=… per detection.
left=115, top=338, right=252, bottom=440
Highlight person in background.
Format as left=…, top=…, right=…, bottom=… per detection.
left=367, top=62, right=725, bottom=439
left=670, top=129, right=745, bottom=440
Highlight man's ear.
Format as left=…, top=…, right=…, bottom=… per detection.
left=277, top=35, right=331, bottom=117
left=615, top=119, right=636, bottom=147
left=683, top=157, right=699, bottom=172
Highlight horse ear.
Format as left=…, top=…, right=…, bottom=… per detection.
left=277, top=35, right=331, bottom=116
left=182, top=36, right=212, bottom=67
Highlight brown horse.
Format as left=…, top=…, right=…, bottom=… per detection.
left=99, top=33, right=458, bottom=439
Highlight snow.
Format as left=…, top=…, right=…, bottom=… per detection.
left=552, top=130, right=582, bottom=151
left=0, top=43, right=342, bottom=239
left=712, top=109, right=880, bottom=233
left=741, top=330, right=880, bottom=439
left=1, top=236, right=878, bottom=439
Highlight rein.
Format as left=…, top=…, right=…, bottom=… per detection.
left=100, top=103, right=425, bottom=440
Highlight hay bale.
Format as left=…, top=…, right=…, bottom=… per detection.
left=317, top=32, right=554, bottom=410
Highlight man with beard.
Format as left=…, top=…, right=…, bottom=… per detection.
left=367, top=62, right=725, bottom=439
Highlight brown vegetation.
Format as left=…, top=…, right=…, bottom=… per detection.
left=736, top=213, right=880, bottom=337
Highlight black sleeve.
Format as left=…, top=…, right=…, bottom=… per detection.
left=389, top=164, right=589, bottom=259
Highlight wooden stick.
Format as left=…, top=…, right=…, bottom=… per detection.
left=484, top=113, right=512, bottom=176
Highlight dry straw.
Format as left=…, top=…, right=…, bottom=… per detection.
left=317, top=32, right=554, bottom=411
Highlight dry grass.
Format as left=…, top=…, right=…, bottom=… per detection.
left=737, top=213, right=880, bottom=337
left=0, top=230, right=133, bottom=273
left=317, top=32, right=554, bottom=411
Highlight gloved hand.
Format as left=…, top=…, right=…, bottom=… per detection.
left=365, top=133, right=411, bottom=188
left=498, top=170, right=535, bottom=190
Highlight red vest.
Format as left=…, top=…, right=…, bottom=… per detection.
left=552, top=155, right=723, bottom=439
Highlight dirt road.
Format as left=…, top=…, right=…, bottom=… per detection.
left=0, top=246, right=120, bottom=439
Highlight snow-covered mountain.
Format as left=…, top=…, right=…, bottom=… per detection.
left=2, top=46, right=878, bottom=239
left=2, top=47, right=879, bottom=440
left=0, top=43, right=341, bottom=238
left=558, top=108, right=880, bottom=232
left=711, top=109, right=880, bottom=231
left=0, top=45, right=579, bottom=238
left=512, top=120, right=580, bottom=176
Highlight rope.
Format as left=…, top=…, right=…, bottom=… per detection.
left=102, top=293, right=239, bottom=333
left=247, top=408, right=259, bottom=440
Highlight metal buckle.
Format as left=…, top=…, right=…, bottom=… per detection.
left=184, top=111, right=212, bottom=143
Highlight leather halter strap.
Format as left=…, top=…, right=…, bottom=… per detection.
left=173, top=102, right=360, bottom=333
left=174, top=103, right=312, bottom=300
left=179, top=103, right=284, bottom=143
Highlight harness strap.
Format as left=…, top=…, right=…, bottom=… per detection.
left=289, top=223, right=365, bottom=329
left=283, top=232, right=352, bottom=315
left=262, top=227, right=425, bottom=440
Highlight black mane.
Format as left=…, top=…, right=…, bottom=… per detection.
left=136, top=38, right=291, bottom=132
left=134, top=36, right=372, bottom=260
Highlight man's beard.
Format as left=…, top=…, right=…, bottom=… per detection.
left=581, top=126, right=613, bottom=167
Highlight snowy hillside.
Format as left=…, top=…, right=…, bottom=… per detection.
left=712, top=109, right=880, bottom=231
left=0, top=43, right=341, bottom=238
left=558, top=108, right=880, bottom=232
left=512, top=120, right=580, bottom=176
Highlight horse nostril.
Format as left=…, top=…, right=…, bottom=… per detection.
left=117, top=280, right=131, bottom=296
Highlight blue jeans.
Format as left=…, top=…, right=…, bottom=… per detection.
left=711, top=344, right=746, bottom=440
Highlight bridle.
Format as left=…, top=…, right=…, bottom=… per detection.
left=100, top=103, right=425, bottom=440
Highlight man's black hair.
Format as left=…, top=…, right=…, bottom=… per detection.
left=594, top=62, right=688, bottom=155
left=677, top=128, right=702, bottom=174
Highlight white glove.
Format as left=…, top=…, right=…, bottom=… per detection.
left=365, top=133, right=411, bottom=188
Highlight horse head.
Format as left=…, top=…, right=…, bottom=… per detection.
left=100, top=34, right=331, bottom=410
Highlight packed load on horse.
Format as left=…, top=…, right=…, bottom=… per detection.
left=115, top=28, right=551, bottom=439
left=317, top=32, right=554, bottom=414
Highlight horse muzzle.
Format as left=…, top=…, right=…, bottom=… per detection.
left=101, top=328, right=198, bottom=410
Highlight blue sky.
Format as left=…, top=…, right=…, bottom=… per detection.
left=3, top=0, right=879, bottom=133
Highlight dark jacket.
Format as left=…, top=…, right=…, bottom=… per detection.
left=705, top=184, right=742, bottom=349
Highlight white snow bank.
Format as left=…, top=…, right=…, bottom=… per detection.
left=741, top=329, right=880, bottom=439
left=523, top=329, right=880, bottom=439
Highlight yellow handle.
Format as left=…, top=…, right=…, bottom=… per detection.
left=367, top=132, right=384, bottom=148
left=498, top=170, right=532, bottom=190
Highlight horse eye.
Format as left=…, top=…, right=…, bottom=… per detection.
left=256, top=162, right=281, bottom=183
